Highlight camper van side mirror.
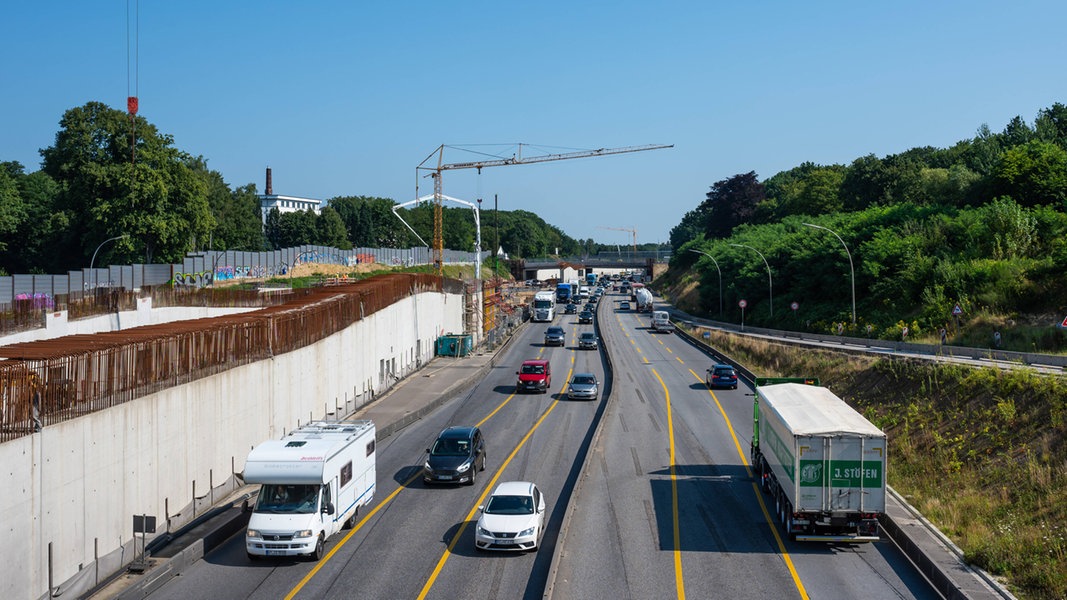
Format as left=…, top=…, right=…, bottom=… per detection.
left=323, top=502, right=335, bottom=515
left=242, top=499, right=252, bottom=512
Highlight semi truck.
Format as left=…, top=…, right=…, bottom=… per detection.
left=532, top=291, right=556, bottom=322
left=244, top=420, right=377, bottom=560
left=634, top=287, right=654, bottom=313
left=751, top=378, right=886, bottom=542
left=555, top=282, right=574, bottom=304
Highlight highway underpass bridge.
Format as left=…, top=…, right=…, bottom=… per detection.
left=513, top=251, right=670, bottom=283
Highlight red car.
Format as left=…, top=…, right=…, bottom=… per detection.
left=516, top=359, right=551, bottom=394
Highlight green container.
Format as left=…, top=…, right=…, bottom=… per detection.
left=435, top=334, right=473, bottom=357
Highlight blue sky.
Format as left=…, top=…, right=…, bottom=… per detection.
left=4, top=1, right=1066, bottom=247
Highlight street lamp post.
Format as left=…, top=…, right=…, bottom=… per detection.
left=90, top=234, right=129, bottom=290
left=802, top=223, right=855, bottom=325
left=688, top=249, right=723, bottom=318
left=475, top=198, right=483, bottom=281
left=729, top=243, right=772, bottom=317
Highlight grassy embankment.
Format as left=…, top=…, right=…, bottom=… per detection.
left=683, top=326, right=1067, bottom=599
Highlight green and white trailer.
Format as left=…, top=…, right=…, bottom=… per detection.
left=751, top=378, right=886, bottom=542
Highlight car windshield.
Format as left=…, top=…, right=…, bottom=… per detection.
left=521, top=364, right=545, bottom=374
left=254, top=484, right=320, bottom=514
left=581, top=333, right=595, bottom=340
left=431, top=438, right=471, bottom=456
left=547, top=328, right=563, bottom=335
left=573, top=375, right=596, bottom=385
left=485, top=494, right=535, bottom=515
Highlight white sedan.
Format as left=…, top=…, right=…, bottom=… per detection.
left=475, top=481, right=546, bottom=551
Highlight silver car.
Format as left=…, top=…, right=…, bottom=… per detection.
left=568, top=373, right=599, bottom=400
left=578, top=332, right=598, bottom=350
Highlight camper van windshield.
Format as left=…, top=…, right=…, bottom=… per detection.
left=255, top=484, right=320, bottom=514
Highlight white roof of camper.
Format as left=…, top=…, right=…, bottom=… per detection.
left=243, top=420, right=374, bottom=484
left=758, top=383, right=884, bottom=437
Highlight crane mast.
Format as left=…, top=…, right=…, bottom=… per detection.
left=598, top=225, right=638, bottom=258
left=416, top=143, right=672, bottom=276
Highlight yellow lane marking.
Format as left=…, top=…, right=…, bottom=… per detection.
left=675, top=356, right=684, bottom=364
left=416, top=367, right=574, bottom=599
left=285, top=469, right=419, bottom=600
left=652, top=368, right=685, bottom=600
left=687, top=369, right=809, bottom=600
left=285, top=390, right=525, bottom=598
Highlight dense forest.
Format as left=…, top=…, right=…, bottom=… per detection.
left=664, top=103, right=1067, bottom=343
left=0, top=101, right=644, bottom=276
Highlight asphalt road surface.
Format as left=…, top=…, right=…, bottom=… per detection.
left=148, top=303, right=608, bottom=600
left=147, top=290, right=939, bottom=600
left=548, top=290, right=939, bottom=600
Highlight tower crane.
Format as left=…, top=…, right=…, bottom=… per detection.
left=598, top=226, right=638, bottom=259
left=415, top=143, right=672, bottom=276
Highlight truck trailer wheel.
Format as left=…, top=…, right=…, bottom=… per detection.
left=784, top=504, right=797, bottom=541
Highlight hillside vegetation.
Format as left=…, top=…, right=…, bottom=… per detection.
left=658, top=103, right=1067, bottom=599
left=682, top=327, right=1067, bottom=599
left=665, top=103, right=1067, bottom=348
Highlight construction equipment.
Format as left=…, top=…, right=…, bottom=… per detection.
left=598, top=226, right=638, bottom=258
left=416, top=144, right=672, bottom=276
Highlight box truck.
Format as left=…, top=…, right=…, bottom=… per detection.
left=244, top=420, right=376, bottom=560
left=751, top=378, right=886, bottom=542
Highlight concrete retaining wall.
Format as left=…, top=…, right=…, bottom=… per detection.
left=0, top=290, right=466, bottom=600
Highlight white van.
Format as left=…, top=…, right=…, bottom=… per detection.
left=244, top=420, right=376, bottom=561
left=651, top=310, right=673, bottom=333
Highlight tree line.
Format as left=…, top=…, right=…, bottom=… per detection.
left=0, top=101, right=640, bottom=276
left=668, top=103, right=1067, bottom=339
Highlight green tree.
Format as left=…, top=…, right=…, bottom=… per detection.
left=0, top=164, right=26, bottom=254
left=702, top=171, right=764, bottom=239
left=316, top=206, right=351, bottom=249
left=264, top=207, right=282, bottom=249
left=992, top=140, right=1067, bottom=207
left=1035, top=102, right=1067, bottom=150
left=39, top=101, right=214, bottom=266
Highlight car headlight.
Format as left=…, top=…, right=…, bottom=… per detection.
left=246, top=529, right=260, bottom=538
left=294, top=530, right=314, bottom=538
left=519, top=527, right=535, bottom=537
left=477, top=526, right=492, bottom=537
left=457, top=461, right=471, bottom=473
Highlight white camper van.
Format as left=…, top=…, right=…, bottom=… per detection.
left=244, top=420, right=376, bottom=561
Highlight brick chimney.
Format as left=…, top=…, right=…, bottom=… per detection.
left=265, top=167, right=273, bottom=195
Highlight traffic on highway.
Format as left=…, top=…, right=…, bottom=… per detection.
left=145, top=282, right=939, bottom=600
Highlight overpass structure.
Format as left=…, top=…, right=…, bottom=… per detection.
left=515, top=251, right=670, bottom=283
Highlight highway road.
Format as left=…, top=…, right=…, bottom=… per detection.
left=146, top=288, right=939, bottom=600
left=548, top=290, right=939, bottom=600
left=148, top=299, right=609, bottom=600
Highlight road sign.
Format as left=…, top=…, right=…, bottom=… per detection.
left=1061, top=315, right=1067, bottom=328
left=738, top=299, right=747, bottom=308
left=952, top=303, right=963, bottom=315
left=790, top=301, right=799, bottom=311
